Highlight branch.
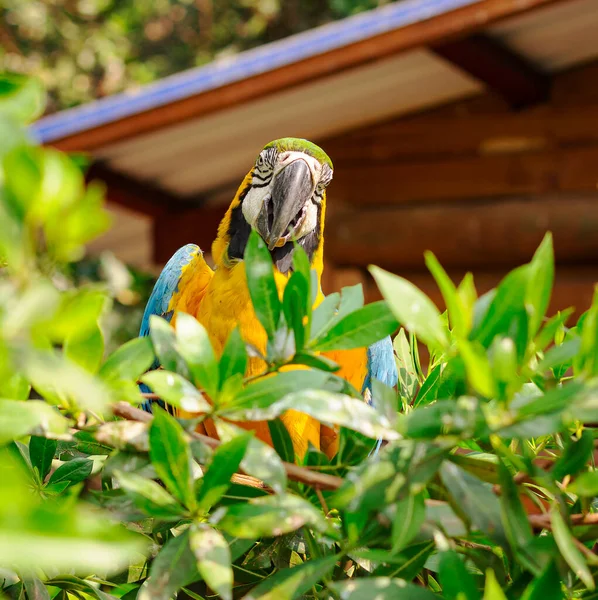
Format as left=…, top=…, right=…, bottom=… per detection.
left=112, top=402, right=344, bottom=491
left=112, top=402, right=598, bottom=535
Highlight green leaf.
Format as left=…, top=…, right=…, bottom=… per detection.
left=552, top=430, right=593, bottom=482
left=497, top=460, right=537, bottom=568
left=216, top=421, right=286, bottom=493
left=65, top=323, right=104, bottom=373
left=338, top=283, right=365, bottom=317
left=440, top=462, right=506, bottom=546
left=535, top=309, right=574, bottom=352
left=393, top=328, right=419, bottom=404
left=311, top=301, right=398, bottom=351
left=99, top=336, right=154, bottom=381
left=413, top=363, right=442, bottom=407
left=290, top=352, right=340, bottom=372
left=197, top=432, right=251, bottom=511
left=391, top=493, right=425, bottom=552
left=425, top=252, right=468, bottom=337
left=370, top=266, right=449, bottom=351
left=244, top=229, right=281, bottom=339
left=225, top=370, right=330, bottom=412
left=140, top=370, right=211, bottom=413
left=438, top=551, right=481, bottom=600
left=567, top=471, right=598, bottom=497
left=21, top=348, right=111, bottom=413
left=48, top=458, right=93, bottom=487
left=0, top=73, right=45, bottom=123
left=537, top=339, right=580, bottom=372
left=115, top=470, right=184, bottom=519
left=232, top=389, right=399, bottom=441
left=526, top=233, right=554, bottom=338
left=405, top=397, right=486, bottom=440
left=267, top=419, right=295, bottom=463
left=282, top=270, right=310, bottom=351
left=0, top=399, right=68, bottom=445
left=482, top=570, right=508, bottom=600
left=217, top=493, right=327, bottom=538
left=331, top=578, right=438, bottom=599
left=244, top=555, right=338, bottom=600
left=138, top=530, right=197, bottom=600
left=149, top=315, right=188, bottom=376
left=189, top=524, right=232, bottom=600
left=551, top=505, right=595, bottom=590
left=149, top=406, right=195, bottom=510
left=521, top=562, right=564, bottom=600
left=29, top=436, right=57, bottom=481
left=175, top=312, right=219, bottom=398
left=218, top=327, right=248, bottom=389
left=22, top=578, right=51, bottom=600
left=472, top=266, right=529, bottom=353
left=310, top=292, right=340, bottom=340
left=459, top=339, right=496, bottom=398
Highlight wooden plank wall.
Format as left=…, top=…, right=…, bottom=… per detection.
left=319, top=60, right=598, bottom=317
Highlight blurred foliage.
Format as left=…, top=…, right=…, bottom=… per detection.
left=4, top=72, right=598, bottom=600
left=1, top=0, right=391, bottom=113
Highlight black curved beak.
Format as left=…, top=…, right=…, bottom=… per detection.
left=256, top=159, right=314, bottom=250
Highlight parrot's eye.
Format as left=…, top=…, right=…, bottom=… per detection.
left=252, top=148, right=278, bottom=188
left=313, top=164, right=333, bottom=203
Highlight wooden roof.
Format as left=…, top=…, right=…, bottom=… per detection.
left=30, top=0, right=598, bottom=279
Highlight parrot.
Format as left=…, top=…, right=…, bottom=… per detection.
left=139, top=138, right=397, bottom=459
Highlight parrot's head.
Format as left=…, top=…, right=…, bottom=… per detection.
left=216, top=138, right=333, bottom=274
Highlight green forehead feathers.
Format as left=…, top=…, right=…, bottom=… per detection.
left=263, top=138, right=333, bottom=169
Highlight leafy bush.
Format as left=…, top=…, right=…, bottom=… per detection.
left=1, top=73, right=598, bottom=600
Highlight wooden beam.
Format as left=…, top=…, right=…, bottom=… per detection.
left=358, top=266, right=597, bottom=316
left=433, top=34, right=550, bottom=109
left=326, top=193, right=598, bottom=270
left=51, top=0, right=564, bottom=152
left=324, top=103, right=598, bottom=164
left=87, top=162, right=203, bottom=218
left=331, top=145, right=598, bottom=205
left=153, top=204, right=226, bottom=264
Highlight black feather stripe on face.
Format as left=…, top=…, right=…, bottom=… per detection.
left=227, top=183, right=322, bottom=274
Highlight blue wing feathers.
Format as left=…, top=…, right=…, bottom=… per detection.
left=139, top=244, right=200, bottom=337
left=363, top=336, right=398, bottom=456
left=139, top=244, right=201, bottom=412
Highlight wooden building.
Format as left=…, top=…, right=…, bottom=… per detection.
left=32, top=0, right=598, bottom=315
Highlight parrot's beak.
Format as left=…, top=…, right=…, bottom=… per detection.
left=256, top=158, right=315, bottom=251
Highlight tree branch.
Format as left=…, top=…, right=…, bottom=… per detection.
left=112, top=401, right=344, bottom=491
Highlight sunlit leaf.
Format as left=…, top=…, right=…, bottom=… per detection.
left=312, top=301, right=398, bottom=351
left=141, top=370, right=210, bottom=413
left=99, top=336, right=155, bottom=382
left=0, top=399, right=68, bottom=445
left=216, top=494, right=327, bottom=538
left=244, top=230, right=281, bottom=339
left=551, top=505, right=594, bottom=590
left=370, top=266, right=449, bottom=351
left=197, top=432, right=251, bottom=511
left=189, top=524, right=232, bottom=600
left=175, top=312, right=219, bottom=398
left=244, top=555, right=338, bottom=600
left=331, top=578, right=438, bottom=599
left=149, top=406, right=195, bottom=510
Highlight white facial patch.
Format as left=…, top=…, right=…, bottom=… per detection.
left=242, top=187, right=269, bottom=227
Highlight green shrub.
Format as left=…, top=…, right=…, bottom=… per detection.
left=1, top=73, right=597, bottom=600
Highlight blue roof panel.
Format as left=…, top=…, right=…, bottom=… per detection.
left=31, top=0, right=481, bottom=144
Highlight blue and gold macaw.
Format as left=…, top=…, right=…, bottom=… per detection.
left=140, top=138, right=397, bottom=458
